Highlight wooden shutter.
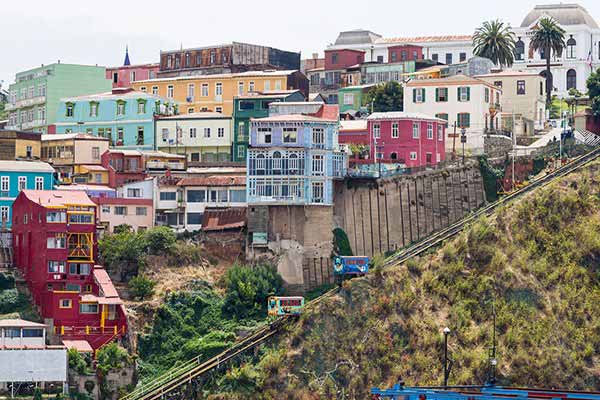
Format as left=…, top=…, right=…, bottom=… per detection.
left=413, top=88, right=417, bottom=102
left=465, top=113, right=470, bottom=127
left=466, top=87, right=471, bottom=101
left=421, top=88, right=425, bottom=102
left=457, top=87, right=461, bottom=101
left=435, top=88, right=439, bottom=102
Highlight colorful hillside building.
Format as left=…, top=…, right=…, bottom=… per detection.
left=11, top=190, right=127, bottom=350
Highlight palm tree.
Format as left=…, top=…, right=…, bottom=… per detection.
left=529, top=16, right=566, bottom=107
left=473, top=20, right=516, bottom=68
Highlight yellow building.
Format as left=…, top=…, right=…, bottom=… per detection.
left=132, top=70, right=308, bottom=116
left=0, top=130, right=42, bottom=160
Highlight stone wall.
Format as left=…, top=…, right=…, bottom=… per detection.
left=333, top=164, right=486, bottom=258
left=484, top=134, right=513, bottom=160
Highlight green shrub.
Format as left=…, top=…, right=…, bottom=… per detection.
left=33, top=388, right=42, bottom=400
left=113, top=224, right=133, bottom=234
left=96, top=343, right=130, bottom=375
left=478, top=155, right=504, bottom=202
left=0, top=272, right=15, bottom=290
left=128, top=276, right=156, bottom=300
left=172, top=242, right=204, bottom=265
left=0, top=288, right=27, bottom=314
left=68, top=348, right=90, bottom=375
left=222, top=264, right=284, bottom=320
left=98, top=231, right=146, bottom=278
left=333, top=228, right=353, bottom=256
left=144, top=226, right=176, bottom=255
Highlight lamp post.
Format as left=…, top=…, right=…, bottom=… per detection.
left=443, top=327, right=451, bottom=388
left=460, top=128, right=466, bottom=165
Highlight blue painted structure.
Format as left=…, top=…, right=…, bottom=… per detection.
left=371, top=385, right=600, bottom=400
left=54, top=88, right=168, bottom=150
left=0, top=161, right=55, bottom=228
left=333, top=256, right=369, bottom=275
left=246, top=114, right=347, bottom=205
left=267, top=296, right=304, bottom=316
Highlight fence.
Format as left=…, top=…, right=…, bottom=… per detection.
left=302, top=257, right=335, bottom=291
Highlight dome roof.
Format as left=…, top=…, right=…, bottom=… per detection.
left=520, top=4, right=599, bottom=28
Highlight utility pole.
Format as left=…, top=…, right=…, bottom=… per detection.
left=443, top=327, right=451, bottom=388
left=489, top=301, right=498, bottom=385
left=460, top=128, right=466, bottom=165
left=512, top=110, right=516, bottom=192
left=452, top=122, right=457, bottom=159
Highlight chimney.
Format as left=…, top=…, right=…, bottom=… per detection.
left=312, top=53, right=318, bottom=59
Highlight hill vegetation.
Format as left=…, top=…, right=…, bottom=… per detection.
left=205, top=161, right=600, bottom=399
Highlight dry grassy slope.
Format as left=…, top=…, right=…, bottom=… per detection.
left=222, top=161, right=600, bottom=399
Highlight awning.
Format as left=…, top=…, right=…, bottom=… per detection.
left=62, top=340, right=93, bottom=353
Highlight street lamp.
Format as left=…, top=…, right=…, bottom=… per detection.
left=443, top=327, right=451, bottom=388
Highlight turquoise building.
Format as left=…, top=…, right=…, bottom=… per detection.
left=0, top=160, right=55, bottom=228
left=5, top=63, right=111, bottom=134
left=54, top=88, right=169, bottom=150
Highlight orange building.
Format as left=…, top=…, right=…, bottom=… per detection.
left=132, top=70, right=308, bottom=116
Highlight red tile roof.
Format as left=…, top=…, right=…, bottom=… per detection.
left=93, top=267, right=120, bottom=299
left=22, top=190, right=96, bottom=207
left=177, top=176, right=246, bottom=187
left=62, top=340, right=94, bottom=353
left=314, top=104, right=340, bottom=121
left=201, top=208, right=247, bottom=231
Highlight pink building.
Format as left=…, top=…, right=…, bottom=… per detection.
left=106, top=47, right=159, bottom=88
left=366, top=112, right=446, bottom=168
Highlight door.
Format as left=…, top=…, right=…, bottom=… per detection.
left=107, top=305, right=117, bottom=320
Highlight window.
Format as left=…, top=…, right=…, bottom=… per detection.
left=215, top=82, right=223, bottom=96
left=427, top=123, right=433, bottom=139
left=0, top=207, right=8, bottom=222
left=152, top=86, right=158, bottom=95
left=69, top=263, right=91, bottom=275
left=160, top=191, right=177, bottom=201
left=457, top=113, right=471, bottom=128
left=438, top=125, right=444, bottom=141
left=39, top=83, right=46, bottom=96
left=283, top=127, right=297, bottom=143
left=47, top=211, right=66, bottom=223
left=312, top=154, right=324, bottom=176
left=436, top=88, right=448, bottom=102
left=209, top=189, right=228, bottom=203
left=413, top=88, right=425, bottom=103
left=238, top=82, right=244, bottom=95
left=249, top=81, right=255, bottom=92
left=377, top=55, right=384, bottom=63
left=410, top=151, right=417, bottom=160
left=90, top=102, right=98, bottom=117
left=140, top=86, right=147, bottom=93
left=373, top=123, right=380, bottom=138
left=35, top=177, right=44, bottom=190
left=218, top=127, right=224, bottom=138
left=515, top=38, right=525, bottom=61
left=187, top=213, right=203, bottom=225
left=102, top=205, right=110, bottom=213
left=567, top=69, right=577, bottom=90
left=115, top=206, right=127, bottom=215
left=116, top=101, right=126, bottom=116
left=312, top=128, right=324, bottom=146
left=432, top=53, right=439, bottom=62
left=66, top=283, right=81, bottom=292
left=127, top=188, right=142, bottom=198
left=230, top=189, right=246, bottom=202
left=343, top=93, right=354, bottom=105
left=187, top=107, right=194, bottom=114
left=136, top=207, right=147, bottom=216
left=203, top=127, right=211, bottom=138
left=167, top=85, right=174, bottom=98
left=18, top=176, right=26, bottom=191
left=237, top=145, right=246, bottom=159
left=48, top=261, right=66, bottom=273
left=445, top=53, right=453, bottom=64
left=459, top=52, right=467, bottom=62
left=485, top=87, right=490, bottom=103
left=69, top=213, right=93, bottom=224
left=392, top=123, right=399, bottom=138
left=84, top=284, right=92, bottom=293
left=517, top=80, right=526, bottom=95
left=137, top=101, right=146, bottom=114
left=239, top=101, right=255, bottom=110
left=91, top=146, right=100, bottom=160
left=5, top=328, right=20, bottom=338
left=190, top=128, right=197, bottom=138
left=566, top=35, right=576, bottom=59
left=258, top=127, right=272, bottom=144
left=0, top=176, right=8, bottom=194
left=187, top=190, right=206, bottom=203
left=457, top=87, right=470, bottom=102
left=60, top=299, right=72, bottom=309
left=216, top=107, right=222, bottom=113
left=331, top=52, right=339, bottom=65
left=80, top=303, right=98, bottom=314
left=22, top=328, right=43, bottom=338
left=412, top=122, right=420, bottom=138
left=66, top=103, right=74, bottom=117
left=201, top=83, right=209, bottom=97
left=47, top=234, right=66, bottom=249
left=311, top=182, right=324, bottom=203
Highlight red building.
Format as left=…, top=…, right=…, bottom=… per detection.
left=106, top=47, right=159, bottom=88
left=366, top=112, right=446, bottom=167
left=339, top=120, right=369, bottom=166
left=324, top=49, right=365, bottom=70
left=12, top=190, right=127, bottom=350
left=102, top=149, right=146, bottom=188
left=387, top=45, right=424, bottom=62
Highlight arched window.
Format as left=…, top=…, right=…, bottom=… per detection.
left=288, top=153, right=299, bottom=174
left=255, top=154, right=265, bottom=175
left=566, top=35, right=576, bottom=59
left=272, top=151, right=282, bottom=172
left=390, top=152, right=398, bottom=160
left=515, top=38, right=525, bottom=61
left=567, top=69, right=577, bottom=90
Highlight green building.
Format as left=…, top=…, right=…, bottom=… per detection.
left=5, top=63, right=111, bottom=134
left=232, top=90, right=305, bottom=162
left=338, top=84, right=376, bottom=115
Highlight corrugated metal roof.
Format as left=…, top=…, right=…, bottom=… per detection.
left=0, top=161, right=55, bottom=173
left=22, top=190, right=96, bottom=207
left=201, top=207, right=247, bottom=231
left=177, top=175, right=246, bottom=187
left=0, top=319, right=46, bottom=328
left=93, top=268, right=120, bottom=299
left=367, top=112, right=447, bottom=123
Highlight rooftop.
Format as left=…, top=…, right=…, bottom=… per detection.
left=340, top=120, right=368, bottom=132
left=21, top=190, right=96, bottom=207
left=380, top=35, right=473, bottom=44
left=0, top=160, right=54, bottom=173
left=93, top=267, right=122, bottom=304
left=405, top=74, right=497, bottom=88
left=236, top=89, right=301, bottom=100
left=202, top=207, right=247, bottom=231
left=58, top=184, right=115, bottom=192
left=134, top=69, right=299, bottom=84
left=0, top=319, right=46, bottom=328
left=42, top=133, right=109, bottom=142
left=476, top=70, right=542, bottom=78
left=252, top=114, right=337, bottom=123
left=334, top=30, right=383, bottom=46
left=61, top=89, right=162, bottom=103
left=62, top=340, right=93, bottom=353
left=520, top=4, right=599, bottom=28
left=158, top=112, right=229, bottom=120
left=367, top=112, right=447, bottom=123
left=177, top=175, right=246, bottom=187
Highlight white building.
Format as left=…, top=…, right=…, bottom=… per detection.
left=326, top=30, right=473, bottom=65
left=155, top=112, right=232, bottom=163
left=511, top=4, right=600, bottom=96
left=404, top=75, right=502, bottom=153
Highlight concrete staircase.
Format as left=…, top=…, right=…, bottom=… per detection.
left=575, top=129, right=600, bottom=147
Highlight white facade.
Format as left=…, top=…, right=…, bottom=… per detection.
left=0, top=349, right=67, bottom=383
left=117, top=178, right=154, bottom=200
left=405, top=75, right=502, bottom=153
left=511, top=4, right=600, bottom=96
left=155, top=113, right=232, bottom=163
left=181, top=183, right=247, bottom=231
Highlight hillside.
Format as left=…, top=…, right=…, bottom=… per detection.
left=207, top=161, right=600, bottom=399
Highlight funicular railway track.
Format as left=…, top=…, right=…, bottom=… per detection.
left=121, top=146, right=600, bottom=400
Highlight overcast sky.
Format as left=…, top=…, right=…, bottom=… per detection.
left=2, top=0, right=600, bottom=88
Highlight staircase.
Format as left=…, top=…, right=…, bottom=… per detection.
left=574, top=129, right=600, bottom=147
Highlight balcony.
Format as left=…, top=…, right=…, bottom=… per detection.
left=21, top=119, right=46, bottom=130
left=9, top=95, right=46, bottom=110
left=67, top=233, right=94, bottom=261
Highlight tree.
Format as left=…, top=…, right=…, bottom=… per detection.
left=0, top=101, right=7, bottom=121
left=143, top=226, right=176, bottom=255
left=473, top=20, right=516, bottom=67
left=128, top=275, right=156, bottom=300
left=587, top=68, right=600, bottom=117
left=95, top=343, right=131, bottom=375
left=529, top=17, right=566, bottom=106
left=364, top=81, right=403, bottom=113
